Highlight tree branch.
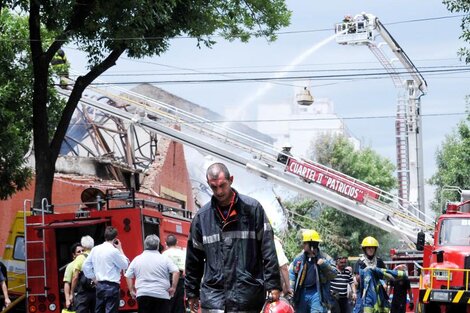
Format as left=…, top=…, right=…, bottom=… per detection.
left=50, top=47, right=126, bottom=155
left=45, top=0, right=96, bottom=63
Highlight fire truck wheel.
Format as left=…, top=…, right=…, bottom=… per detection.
left=445, top=303, right=469, bottom=313
left=417, top=302, right=440, bottom=313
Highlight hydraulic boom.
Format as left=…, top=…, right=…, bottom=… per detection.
left=57, top=82, right=434, bottom=245
left=335, top=13, right=427, bottom=218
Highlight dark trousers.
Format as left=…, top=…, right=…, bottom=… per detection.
left=169, top=277, right=185, bottom=313
left=75, top=290, right=96, bottom=313
left=331, top=297, right=351, bottom=313
left=390, top=302, right=406, bottom=313
left=95, top=281, right=120, bottom=313
left=137, top=296, right=170, bottom=313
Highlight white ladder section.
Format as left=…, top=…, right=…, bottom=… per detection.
left=57, top=86, right=434, bottom=244
left=23, top=199, right=51, bottom=297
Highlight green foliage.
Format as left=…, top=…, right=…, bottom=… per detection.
left=0, top=10, right=67, bottom=199
left=5, top=0, right=291, bottom=67
left=312, top=135, right=396, bottom=189
left=0, top=11, right=33, bottom=199
left=315, top=207, right=396, bottom=259
left=279, top=134, right=398, bottom=260
left=443, top=0, right=470, bottom=63
left=0, top=1, right=290, bottom=204
left=428, top=117, right=470, bottom=213
left=278, top=198, right=321, bottom=260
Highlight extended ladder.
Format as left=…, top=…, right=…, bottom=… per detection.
left=57, top=84, right=434, bottom=244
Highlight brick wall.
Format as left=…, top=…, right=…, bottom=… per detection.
left=0, top=140, right=195, bottom=256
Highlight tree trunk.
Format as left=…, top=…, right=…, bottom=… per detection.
left=30, top=49, right=125, bottom=208
left=28, top=0, right=124, bottom=208
left=33, top=151, right=56, bottom=210
left=31, top=58, right=54, bottom=209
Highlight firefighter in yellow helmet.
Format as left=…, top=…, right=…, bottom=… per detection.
left=352, top=237, right=386, bottom=313
left=288, top=230, right=337, bottom=313
left=51, top=48, right=70, bottom=88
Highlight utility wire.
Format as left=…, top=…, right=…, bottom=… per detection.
left=55, top=14, right=465, bottom=88
left=95, top=65, right=469, bottom=77
left=1, top=14, right=463, bottom=42
left=67, top=67, right=470, bottom=86
left=204, top=112, right=467, bottom=124
left=275, top=14, right=466, bottom=35
left=111, top=57, right=461, bottom=72
left=56, top=13, right=467, bottom=88
left=64, top=112, right=467, bottom=127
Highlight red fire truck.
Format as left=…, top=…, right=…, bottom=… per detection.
left=416, top=189, right=470, bottom=313
left=22, top=187, right=192, bottom=313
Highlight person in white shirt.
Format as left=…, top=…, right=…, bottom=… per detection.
left=162, top=234, right=186, bottom=313
left=274, top=235, right=291, bottom=296
left=82, top=226, right=129, bottom=313
left=125, top=235, right=180, bottom=313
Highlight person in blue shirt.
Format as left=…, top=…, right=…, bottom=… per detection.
left=289, top=229, right=338, bottom=313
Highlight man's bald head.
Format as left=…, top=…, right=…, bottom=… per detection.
left=206, top=163, right=231, bottom=180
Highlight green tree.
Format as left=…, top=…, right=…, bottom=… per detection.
left=428, top=116, right=470, bottom=213
left=0, top=10, right=65, bottom=199
left=437, top=1, right=470, bottom=210
left=277, top=198, right=322, bottom=260
left=0, top=11, right=31, bottom=199
left=443, top=0, right=470, bottom=63
left=280, top=134, right=397, bottom=259
left=0, top=1, right=290, bottom=207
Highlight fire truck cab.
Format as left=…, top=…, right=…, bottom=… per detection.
left=23, top=188, right=191, bottom=313
left=417, top=189, right=470, bottom=313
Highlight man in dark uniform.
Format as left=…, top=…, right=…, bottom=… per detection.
left=389, top=269, right=413, bottom=313
left=185, top=162, right=281, bottom=313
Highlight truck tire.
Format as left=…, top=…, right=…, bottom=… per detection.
left=445, top=303, right=468, bottom=313
left=417, top=302, right=440, bottom=313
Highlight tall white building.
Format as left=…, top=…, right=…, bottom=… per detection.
left=255, top=93, right=360, bottom=158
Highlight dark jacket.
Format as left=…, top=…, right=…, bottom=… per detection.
left=185, top=190, right=281, bottom=312
left=289, top=250, right=338, bottom=309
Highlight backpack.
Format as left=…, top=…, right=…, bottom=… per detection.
left=78, top=253, right=95, bottom=291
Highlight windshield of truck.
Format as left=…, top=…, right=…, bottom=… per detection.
left=439, top=218, right=470, bottom=246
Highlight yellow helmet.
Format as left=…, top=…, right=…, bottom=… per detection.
left=361, top=236, right=379, bottom=248
left=302, top=229, right=322, bottom=242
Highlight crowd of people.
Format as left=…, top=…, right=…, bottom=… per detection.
left=60, top=227, right=187, bottom=313
left=1, top=162, right=412, bottom=313
left=184, top=162, right=412, bottom=313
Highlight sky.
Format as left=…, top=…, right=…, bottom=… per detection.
left=66, top=0, right=469, bottom=213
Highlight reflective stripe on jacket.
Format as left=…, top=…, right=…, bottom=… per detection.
left=361, top=267, right=406, bottom=313
left=288, top=251, right=338, bottom=309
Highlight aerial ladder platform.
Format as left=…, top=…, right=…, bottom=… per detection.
left=335, top=13, right=428, bottom=219
left=57, top=81, right=434, bottom=245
